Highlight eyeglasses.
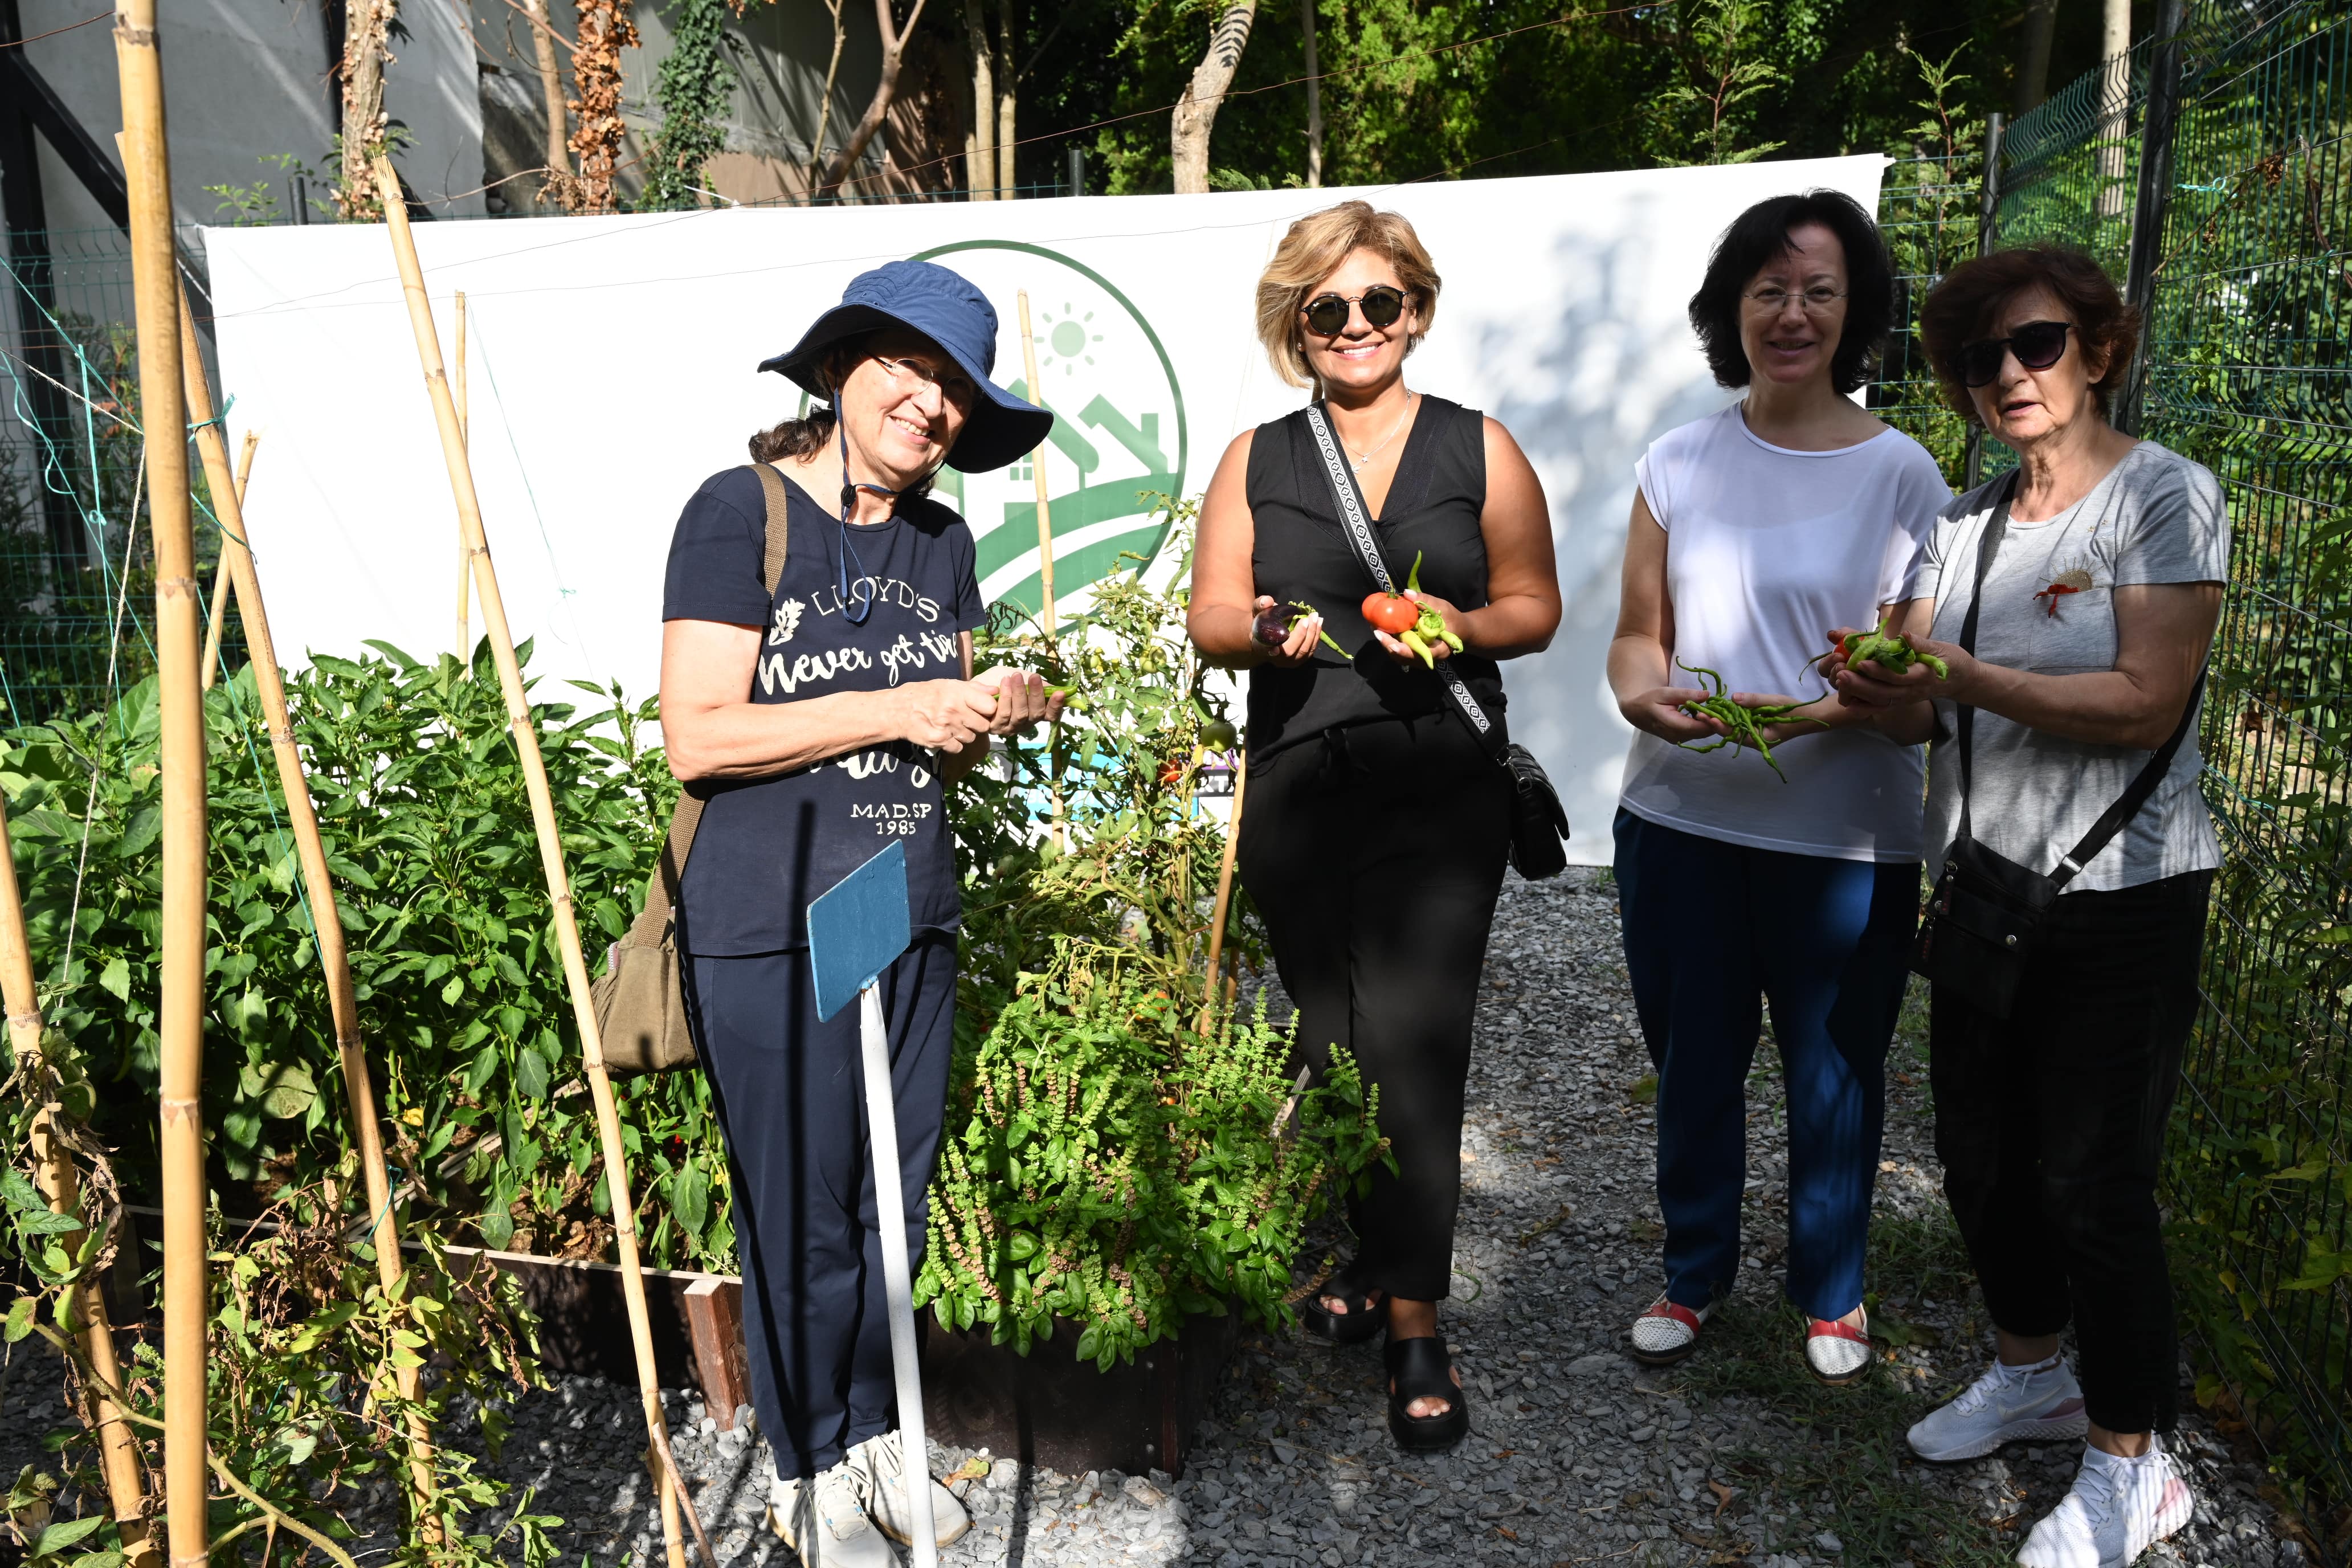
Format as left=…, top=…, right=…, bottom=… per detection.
left=1743, top=285, right=1848, bottom=313
left=1301, top=285, right=1409, bottom=337
left=1955, top=320, right=2075, bottom=387
left=872, top=354, right=975, bottom=410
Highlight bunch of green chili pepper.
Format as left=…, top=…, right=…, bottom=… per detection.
left=1673, top=658, right=1826, bottom=782
left=1816, top=616, right=1951, bottom=679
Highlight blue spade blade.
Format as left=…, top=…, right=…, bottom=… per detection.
left=807, top=841, right=912, bottom=1022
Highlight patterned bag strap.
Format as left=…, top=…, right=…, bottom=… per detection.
left=1299, top=403, right=1506, bottom=765
left=625, top=464, right=791, bottom=944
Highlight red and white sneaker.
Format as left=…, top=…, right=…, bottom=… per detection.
left=1628, top=1296, right=1710, bottom=1365
left=1804, top=1307, right=1873, bottom=1384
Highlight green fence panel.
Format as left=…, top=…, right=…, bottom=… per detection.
left=1883, top=0, right=2350, bottom=1531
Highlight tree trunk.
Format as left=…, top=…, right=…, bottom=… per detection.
left=818, top=0, right=930, bottom=197
left=2094, top=0, right=2130, bottom=217
left=337, top=0, right=397, bottom=218
left=1171, top=1, right=1257, bottom=195
left=1301, top=0, right=1321, bottom=187
left=521, top=0, right=575, bottom=206
left=808, top=0, right=848, bottom=192
left=2013, top=0, right=2057, bottom=115
left=994, top=0, right=1015, bottom=199
left=963, top=0, right=994, bottom=197
left=567, top=0, right=641, bottom=213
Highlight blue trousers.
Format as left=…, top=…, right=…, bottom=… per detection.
left=683, top=933, right=957, bottom=1478
left=1612, top=810, right=1916, bottom=1320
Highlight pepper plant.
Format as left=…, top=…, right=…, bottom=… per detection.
left=926, top=507, right=1392, bottom=1365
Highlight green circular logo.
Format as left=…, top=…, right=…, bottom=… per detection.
left=909, top=240, right=1189, bottom=622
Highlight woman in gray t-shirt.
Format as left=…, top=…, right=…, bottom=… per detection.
left=1835, top=246, right=2225, bottom=1568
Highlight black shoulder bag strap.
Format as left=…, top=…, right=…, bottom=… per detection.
left=1952, top=468, right=2206, bottom=887
left=1300, top=402, right=1506, bottom=763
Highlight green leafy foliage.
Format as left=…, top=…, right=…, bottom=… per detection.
left=640, top=0, right=738, bottom=211
left=0, top=643, right=732, bottom=1272
left=927, top=505, right=1388, bottom=1363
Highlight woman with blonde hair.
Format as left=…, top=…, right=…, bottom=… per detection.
left=1189, top=201, right=1562, bottom=1452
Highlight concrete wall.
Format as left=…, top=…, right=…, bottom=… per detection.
left=13, top=0, right=483, bottom=227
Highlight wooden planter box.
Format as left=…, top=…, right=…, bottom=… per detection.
left=448, top=1249, right=1237, bottom=1476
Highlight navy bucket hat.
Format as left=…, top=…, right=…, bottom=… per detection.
left=759, top=259, right=1053, bottom=474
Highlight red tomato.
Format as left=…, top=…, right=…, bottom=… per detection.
left=1362, top=592, right=1419, bottom=635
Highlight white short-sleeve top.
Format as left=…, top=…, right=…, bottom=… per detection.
left=1617, top=404, right=1952, bottom=863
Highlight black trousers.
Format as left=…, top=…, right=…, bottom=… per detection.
left=1236, top=714, right=1512, bottom=1302
left=683, top=934, right=957, bottom=1477
left=1930, top=868, right=2214, bottom=1435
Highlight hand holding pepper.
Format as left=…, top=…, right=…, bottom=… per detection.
left=1369, top=552, right=1469, bottom=667
left=1825, top=622, right=1974, bottom=709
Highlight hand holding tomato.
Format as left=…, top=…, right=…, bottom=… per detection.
left=1369, top=552, right=1466, bottom=667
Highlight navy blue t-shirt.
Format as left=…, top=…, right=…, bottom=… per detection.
left=661, top=466, right=987, bottom=956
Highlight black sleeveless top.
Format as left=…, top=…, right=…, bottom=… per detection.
left=1244, top=395, right=1506, bottom=761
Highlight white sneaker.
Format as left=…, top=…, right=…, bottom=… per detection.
left=1629, top=1296, right=1712, bottom=1364
left=847, top=1429, right=971, bottom=1549
left=2016, top=1442, right=2194, bottom=1568
left=1909, top=1357, right=2090, bottom=1461
left=767, top=1459, right=900, bottom=1567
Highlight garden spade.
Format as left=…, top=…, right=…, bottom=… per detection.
left=808, top=842, right=938, bottom=1568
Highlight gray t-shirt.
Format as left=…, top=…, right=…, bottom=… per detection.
left=1917, top=442, right=2228, bottom=893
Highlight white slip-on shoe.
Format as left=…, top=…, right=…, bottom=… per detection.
left=847, top=1429, right=971, bottom=1549
left=1908, top=1357, right=2090, bottom=1462
left=1804, top=1306, right=1873, bottom=1384
left=1628, top=1295, right=1712, bottom=1365
left=767, top=1459, right=900, bottom=1567
left=2015, top=1441, right=2194, bottom=1568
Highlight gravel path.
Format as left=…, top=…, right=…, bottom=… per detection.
left=0, top=872, right=2316, bottom=1566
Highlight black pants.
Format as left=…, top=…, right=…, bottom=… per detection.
left=1236, top=714, right=1512, bottom=1302
left=1930, top=868, right=2214, bottom=1435
left=682, top=934, right=957, bottom=1477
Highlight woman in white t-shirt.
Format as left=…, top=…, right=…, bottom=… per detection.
left=1604, top=190, right=1951, bottom=1383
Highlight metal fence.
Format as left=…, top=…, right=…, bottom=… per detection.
left=1880, top=0, right=2352, bottom=1538
left=0, top=222, right=244, bottom=721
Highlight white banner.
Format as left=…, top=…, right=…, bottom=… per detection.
left=205, top=157, right=1885, bottom=863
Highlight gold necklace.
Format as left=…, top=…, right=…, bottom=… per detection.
left=1340, top=393, right=1416, bottom=472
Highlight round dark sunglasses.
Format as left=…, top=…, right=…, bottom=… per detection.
left=1301, top=285, right=1408, bottom=336
left=1957, top=320, right=2074, bottom=387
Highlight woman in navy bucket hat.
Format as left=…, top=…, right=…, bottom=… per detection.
left=660, top=259, right=1059, bottom=1565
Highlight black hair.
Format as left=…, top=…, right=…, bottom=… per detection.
left=1687, top=189, right=1896, bottom=396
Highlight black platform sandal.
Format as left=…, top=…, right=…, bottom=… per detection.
left=1301, top=1277, right=1386, bottom=1345
left=1385, top=1335, right=1470, bottom=1452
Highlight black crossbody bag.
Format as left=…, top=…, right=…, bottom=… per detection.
left=1912, top=471, right=2205, bottom=1018
left=1300, top=402, right=1571, bottom=880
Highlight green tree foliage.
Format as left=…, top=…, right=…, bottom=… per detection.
left=1009, top=0, right=2031, bottom=194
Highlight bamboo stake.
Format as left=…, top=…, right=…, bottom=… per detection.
left=0, top=793, right=157, bottom=1565
left=113, top=13, right=209, bottom=1565
left=1195, top=754, right=1248, bottom=1036
left=455, top=292, right=471, bottom=662
left=172, top=288, right=442, bottom=1542
left=370, top=156, right=712, bottom=1568
left=198, top=431, right=259, bottom=691
left=1015, top=289, right=1056, bottom=629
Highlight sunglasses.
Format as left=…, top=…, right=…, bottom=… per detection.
left=1956, top=320, right=2075, bottom=387
left=1301, top=285, right=1408, bottom=337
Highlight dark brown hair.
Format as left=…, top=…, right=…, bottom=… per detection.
left=1919, top=245, right=2141, bottom=423
left=746, top=333, right=940, bottom=499
left=1688, top=189, right=1895, bottom=395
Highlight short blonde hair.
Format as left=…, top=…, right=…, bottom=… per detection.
left=1254, top=201, right=1442, bottom=389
